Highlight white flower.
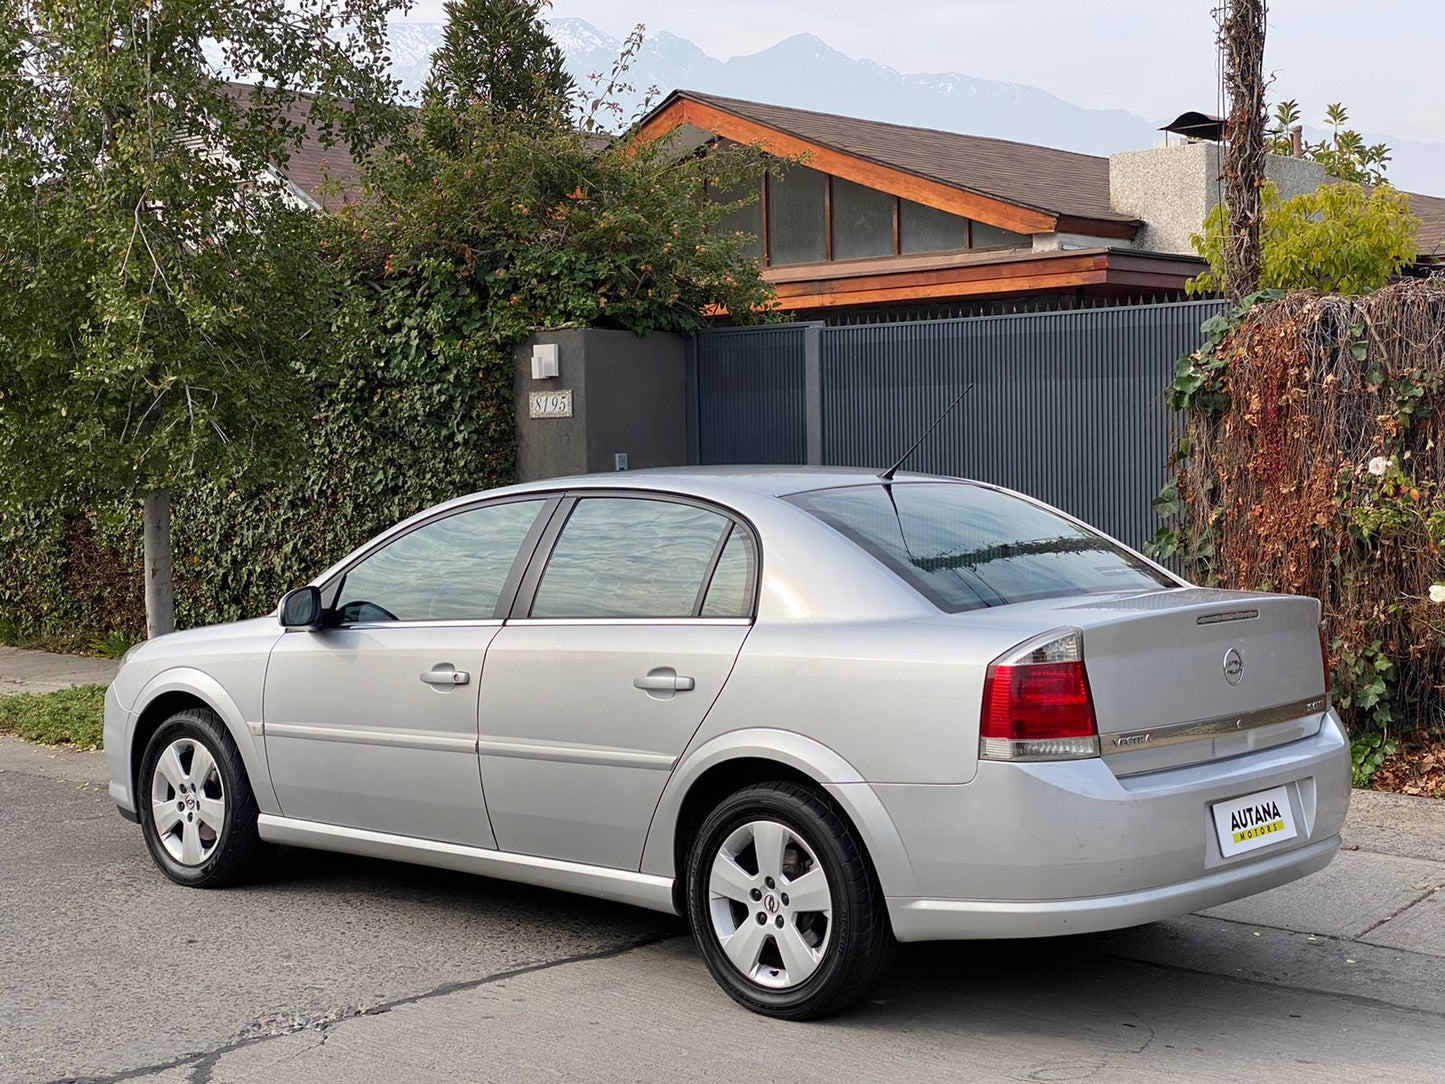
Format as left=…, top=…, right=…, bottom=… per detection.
left=1367, top=456, right=1390, bottom=477
left=1430, top=584, right=1445, bottom=605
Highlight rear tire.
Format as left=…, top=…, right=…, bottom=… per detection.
left=686, top=781, right=894, bottom=1019
left=138, top=708, right=261, bottom=888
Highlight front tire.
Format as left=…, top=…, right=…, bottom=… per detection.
left=686, top=782, right=894, bottom=1019
left=138, top=708, right=261, bottom=887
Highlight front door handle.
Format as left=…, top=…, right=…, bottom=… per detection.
left=420, top=666, right=470, bottom=687
left=633, top=668, right=695, bottom=693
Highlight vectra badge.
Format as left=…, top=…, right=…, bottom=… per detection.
left=1223, top=648, right=1245, bottom=686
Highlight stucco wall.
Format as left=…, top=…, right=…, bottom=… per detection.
left=1109, top=143, right=1327, bottom=255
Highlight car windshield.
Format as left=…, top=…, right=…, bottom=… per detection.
left=786, top=482, right=1174, bottom=613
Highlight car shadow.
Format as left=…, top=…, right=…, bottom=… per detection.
left=249, top=844, right=1303, bottom=1059
left=249, top=843, right=687, bottom=935
left=810, top=930, right=1329, bottom=1068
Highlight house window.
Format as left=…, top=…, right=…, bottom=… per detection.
left=899, top=199, right=969, bottom=254
left=721, top=160, right=1035, bottom=266
left=831, top=177, right=895, bottom=261
left=708, top=181, right=763, bottom=260
left=972, top=221, right=1032, bottom=249
left=767, top=164, right=828, bottom=266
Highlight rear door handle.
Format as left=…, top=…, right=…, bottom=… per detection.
left=420, top=667, right=470, bottom=686
left=633, top=668, right=695, bottom=693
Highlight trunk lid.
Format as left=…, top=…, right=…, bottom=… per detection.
left=966, top=587, right=1329, bottom=775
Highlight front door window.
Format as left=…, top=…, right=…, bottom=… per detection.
left=333, top=500, right=546, bottom=623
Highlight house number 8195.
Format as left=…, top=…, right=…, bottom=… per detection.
left=529, top=390, right=573, bottom=419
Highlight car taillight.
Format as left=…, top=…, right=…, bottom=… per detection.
left=1319, top=626, right=1331, bottom=704
left=979, top=629, right=1099, bottom=761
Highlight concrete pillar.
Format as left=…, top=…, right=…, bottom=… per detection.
left=513, top=328, right=689, bottom=482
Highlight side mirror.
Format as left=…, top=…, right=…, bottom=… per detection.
left=278, top=586, right=324, bottom=629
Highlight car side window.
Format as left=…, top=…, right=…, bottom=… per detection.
left=700, top=526, right=756, bottom=617
left=333, top=500, right=545, bottom=623
left=531, top=497, right=750, bottom=619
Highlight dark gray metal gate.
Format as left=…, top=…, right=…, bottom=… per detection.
left=690, top=299, right=1226, bottom=550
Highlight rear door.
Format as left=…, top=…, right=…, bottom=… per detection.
left=477, top=493, right=756, bottom=869
left=263, top=495, right=555, bottom=846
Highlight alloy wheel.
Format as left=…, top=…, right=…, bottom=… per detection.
left=707, top=819, right=833, bottom=989
left=149, top=737, right=226, bottom=866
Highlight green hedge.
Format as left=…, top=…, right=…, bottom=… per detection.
left=0, top=339, right=516, bottom=647
left=1, top=94, right=775, bottom=647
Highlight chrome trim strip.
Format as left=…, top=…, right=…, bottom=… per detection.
left=477, top=738, right=676, bottom=770
left=264, top=722, right=478, bottom=754
left=1101, top=697, right=1327, bottom=755
left=329, top=619, right=505, bottom=631
left=1196, top=609, right=1259, bottom=625
left=506, top=617, right=752, bottom=627
left=256, top=815, right=678, bottom=914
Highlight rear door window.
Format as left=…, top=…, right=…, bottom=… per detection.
left=531, top=497, right=754, bottom=619
left=699, top=526, right=756, bottom=617
left=786, top=482, right=1172, bottom=613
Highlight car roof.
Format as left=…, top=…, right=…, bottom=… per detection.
left=310, top=466, right=966, bottom=607
left=485, top=465, right=964, bottom=502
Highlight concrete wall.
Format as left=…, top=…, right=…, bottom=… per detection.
left=1109, top=143, right=1327, bottom=255
left=1031, top=231, right=1134, bottom=253
left=512, top=328, right=689, bottom=482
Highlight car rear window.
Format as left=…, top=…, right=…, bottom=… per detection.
left=786, top=482, right=1173, bottom=613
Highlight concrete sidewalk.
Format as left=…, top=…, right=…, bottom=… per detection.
left=0, top=645, right=119, bottom=695
left=1203, top=787, right=1445, bottom=957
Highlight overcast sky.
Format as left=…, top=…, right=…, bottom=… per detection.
left=401, top=1, right=1445, bottom=146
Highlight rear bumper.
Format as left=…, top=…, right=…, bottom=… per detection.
left=889, top=834, right=1339, bottom=940
left=875, top=709, right=1351, bottom=941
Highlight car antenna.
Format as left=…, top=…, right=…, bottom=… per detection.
left=878, top=383, right=976, bottom=482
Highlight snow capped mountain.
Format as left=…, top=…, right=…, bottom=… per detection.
left=547, top=16, right=617, bottom=57
left=384, top=20, right=445, bottom=97
left=383, top=19, right=1161, bottom=155
left=373, top=17, right=1443, bottom=194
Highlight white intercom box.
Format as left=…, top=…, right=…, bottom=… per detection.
left=531, top=343, right=559, bottom=380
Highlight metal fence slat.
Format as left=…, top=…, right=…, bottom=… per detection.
left=691, top=301, right=1226, bottom=549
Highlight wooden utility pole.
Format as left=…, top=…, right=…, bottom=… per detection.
left=1218, top=0, right=1268, bottom=302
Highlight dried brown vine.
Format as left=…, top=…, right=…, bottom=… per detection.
left=1175, top=279, right=1445, bottom=735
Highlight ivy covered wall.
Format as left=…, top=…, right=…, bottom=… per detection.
left=0, top=331, right=515, bottom=647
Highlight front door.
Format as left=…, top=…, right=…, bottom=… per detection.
left=263, top=497, right=553, bottom=847
left=478, top=494, right=757, bottom=869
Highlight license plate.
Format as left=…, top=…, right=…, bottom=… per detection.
left=1211, top=784, right=1298, bottom=858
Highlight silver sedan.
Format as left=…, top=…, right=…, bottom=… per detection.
left=104, top=468, right=1350, bottom=1019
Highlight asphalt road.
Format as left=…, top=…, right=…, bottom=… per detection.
left=3, top=735, right=1444, bottom=1084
